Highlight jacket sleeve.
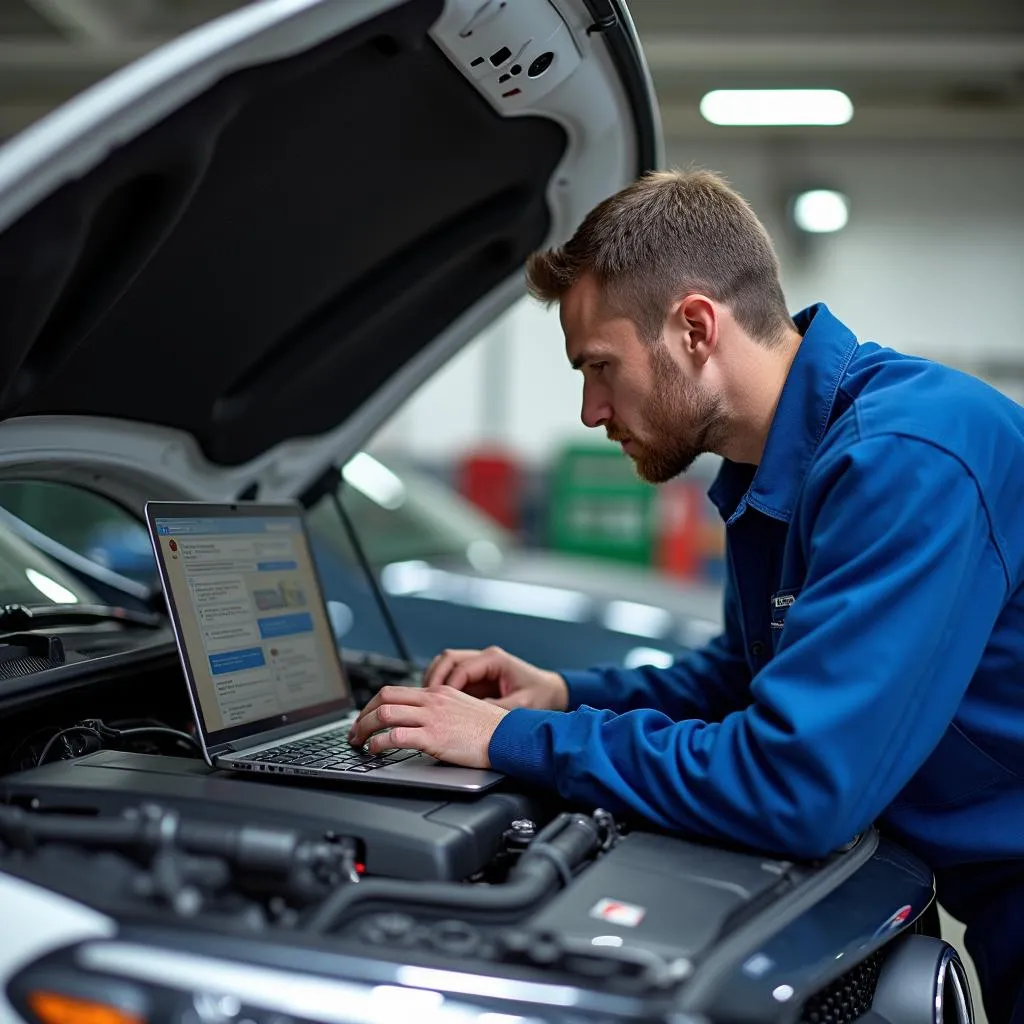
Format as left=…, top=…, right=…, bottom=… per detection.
left=560, top=556, right=752, bottom=723
left=488, top=435, right=1009, bottom=858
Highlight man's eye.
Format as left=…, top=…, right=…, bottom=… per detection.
left=591, top=362, right=608, bottom=374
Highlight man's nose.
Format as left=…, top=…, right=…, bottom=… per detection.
left=580, top=385, right=611, bottom=429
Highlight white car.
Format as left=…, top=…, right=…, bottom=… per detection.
left=0, top=3, right=973, bottom=1023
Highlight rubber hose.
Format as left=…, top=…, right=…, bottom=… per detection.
left=0, top=806, right=142, bottom=849
left=178, top=820, right=299, bottom=871
left=303, top=812, right=601, bottom=933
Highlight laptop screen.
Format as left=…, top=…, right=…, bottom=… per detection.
left=149, top=504, right=354, bottom=748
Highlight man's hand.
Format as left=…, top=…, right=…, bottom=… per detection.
left=347, top=685, right=509, bottom=768
left=424, top=645, right=569, bottom=712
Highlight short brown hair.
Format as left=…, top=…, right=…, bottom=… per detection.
left=526, top=168, right=791, bottom=345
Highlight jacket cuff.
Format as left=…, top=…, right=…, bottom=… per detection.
left=488, top=707, right=563, bottom=782
left=560, top=668, right=610, bottom=712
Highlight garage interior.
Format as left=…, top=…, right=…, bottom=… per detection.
left=0, top=2, right=1021, bottom=1023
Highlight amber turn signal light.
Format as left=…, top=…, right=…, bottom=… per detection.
left=27, top=991, right=145, bottom=1024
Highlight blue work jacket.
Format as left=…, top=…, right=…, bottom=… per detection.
left=489, top=303, right=1024, bottom=1007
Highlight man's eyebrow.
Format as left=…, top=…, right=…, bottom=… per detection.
left=570, top=350, right=608, bottom=371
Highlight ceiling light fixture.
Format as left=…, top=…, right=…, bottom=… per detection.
left=341, top=452, right=406, bottom=509
left=699, top=89, right=853, bottom=126
left=792, top=189, right=850, bottom=233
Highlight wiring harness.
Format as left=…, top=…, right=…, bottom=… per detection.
left=32, top=717, right=200, bottom=767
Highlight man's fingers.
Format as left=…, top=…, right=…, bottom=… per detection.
left=349, top=685, right=427, bottom=737
left=348, top=701, right=425, bottom=747
left=446, top=648, right=503, bottom=693
left=348, top=707, right=386, bottom=747
left=423, top=653, right=445, bottom=686
left=424, top=649, right=481, bottom=689
left=349, top=690, right=383, bottom=734
left=366, top=726, right=429, bottom=755
left=423, top=651, right=456, bottom=689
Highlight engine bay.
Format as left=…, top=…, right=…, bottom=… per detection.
left=0, top=645, right=962, bottom=1024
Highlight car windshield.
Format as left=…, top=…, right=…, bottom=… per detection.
left=0, top=455, right=513, bottom=602
left=0, top=519, right=99, bottom=608
left=306, top=453, right=513, bottom=568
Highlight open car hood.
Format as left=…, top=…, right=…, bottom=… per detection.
left=0, top=0, right=659, bottom=509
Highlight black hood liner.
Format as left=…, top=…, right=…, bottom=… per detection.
left=0, top=0, right=566, bottom=465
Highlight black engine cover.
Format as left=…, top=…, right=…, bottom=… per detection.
left=1, top=749, right=542, bottom=881
left=526, top=831, right=795, bottom=962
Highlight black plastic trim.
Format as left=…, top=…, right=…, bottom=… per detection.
left=0, top=637, right=179, bottom=711
left=580, top=0, right=659, bottom=177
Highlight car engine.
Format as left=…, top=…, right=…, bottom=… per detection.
left=0, top=650, right=973, bottom=1024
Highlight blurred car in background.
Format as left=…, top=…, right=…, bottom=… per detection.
left=0, top=453, right=723, bottom=674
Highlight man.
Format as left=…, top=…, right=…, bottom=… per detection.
left=349, top=170, right=1024, bottom=1021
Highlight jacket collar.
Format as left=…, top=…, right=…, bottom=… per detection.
left=708, top=303, right=859, bottom=525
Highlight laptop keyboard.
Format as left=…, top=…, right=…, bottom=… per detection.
left=247, top=728, right=420, bottom=774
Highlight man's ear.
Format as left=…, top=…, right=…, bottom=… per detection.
left=670, top=294, right=717, bottom=367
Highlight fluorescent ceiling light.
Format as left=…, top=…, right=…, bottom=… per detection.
left=678, top=618, right=721, bottom=649
left=381, top=562, right=593, bottom=622
left=623, top=646, right=675, bottom=670
left=463, top=578, right=592, bottom=622
left=381, top=559, right=434, bottom=595
left=604, top=600, right=673, bottom=638
left=699, top=89, right=853, bottom=126
left=792, top=189, right=849, bottom=233
left=341, top=451, right=406, bottom=509
left=25, top=568, right=78, bottom=604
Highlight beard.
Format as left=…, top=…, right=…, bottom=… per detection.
left=611, top=341, right=723, bottom=484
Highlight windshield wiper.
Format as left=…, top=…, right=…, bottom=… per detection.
left=0, top=603, right=163, bottom=636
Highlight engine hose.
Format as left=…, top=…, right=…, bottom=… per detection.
left=302, top=812, right=603, bottom=934
left=177, top=820, right=300, bottom=871
left=0, top=805, right=143, bottom=849
left=0, top=806, right=303, bottom=874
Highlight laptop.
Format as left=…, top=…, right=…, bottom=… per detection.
left=145, top=500, right=503, bottom=793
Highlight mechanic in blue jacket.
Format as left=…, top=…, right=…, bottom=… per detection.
left=349, top=169, right=1024, bottom=1022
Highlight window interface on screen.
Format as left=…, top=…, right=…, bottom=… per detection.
left=154, top=515, right=350, bottom=734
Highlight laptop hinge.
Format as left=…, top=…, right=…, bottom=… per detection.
left=206, top=741, right=242, bottom=758
left=209, top=710, right=351, bottom=760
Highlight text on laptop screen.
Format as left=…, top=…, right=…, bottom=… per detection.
left=154, top=515, right=351, bottom=733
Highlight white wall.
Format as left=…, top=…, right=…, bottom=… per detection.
left=375, top=139, right=1024, bottom=465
